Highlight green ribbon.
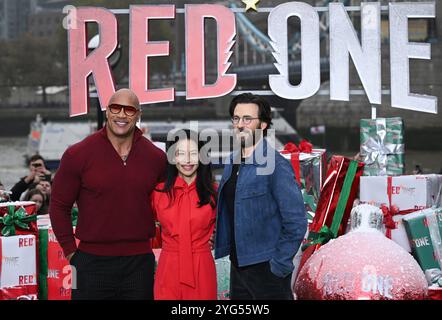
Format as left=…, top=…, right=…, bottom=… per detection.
left=302, top=160, right=359, bottom=251
left=301, top=226, right=335, bottom=251
left=71, top=207, right=78, bottom=227
left=38, top=229, right=49, bottom=300
left=329, top=160, right=358, bottom=237
left=0, top=205, right=37, bottom=236
left=300, top=176, right=319, bottom=223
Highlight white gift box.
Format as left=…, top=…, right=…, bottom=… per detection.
left=360, top=175, right=442, bottom=211
left=359, top=174, right=442, bottom=252
left=0, top=235, right=37, bottom=288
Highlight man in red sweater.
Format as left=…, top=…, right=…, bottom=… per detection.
left=50, top=89, right=167, bottom=300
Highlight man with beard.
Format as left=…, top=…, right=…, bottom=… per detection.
left=214, top=93, right=307, bottom=300
left=50, top=89, right=166, bottom=300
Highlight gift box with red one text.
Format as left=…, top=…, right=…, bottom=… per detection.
left=0, top=234, right=38, bottom=300
left=360, top=175, right=441, bottom=212
left=359, top=175, right=442, bottom=251
left=38, top=213, right=79, bottom=300
left=38, top=225, right=79, bottom=300
left=0, top=202, right=38, bottom=300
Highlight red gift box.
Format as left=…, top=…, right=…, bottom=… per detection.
left=46, top=228, right=79, bottom=300
left=38, top=222, right=80, bottom=300
left=296, top=156, right=364, bottom=279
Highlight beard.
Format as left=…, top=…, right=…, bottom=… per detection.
left=235, top=126, right=263, bottom=150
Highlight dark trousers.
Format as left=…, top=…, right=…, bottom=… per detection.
left=230, top=261, right=293, bottom=300
left=70, top=250, right=155, bottom=300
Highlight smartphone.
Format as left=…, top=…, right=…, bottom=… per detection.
left=39, top=174, right=52, bottom=182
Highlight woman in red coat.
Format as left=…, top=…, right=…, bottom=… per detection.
left=152, top=129, right=217, bottom=300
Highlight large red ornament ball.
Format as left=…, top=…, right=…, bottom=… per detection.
left=295, top=208, right=428, bottom=300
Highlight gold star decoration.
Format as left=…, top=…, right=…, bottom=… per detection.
left=242, top=0, right=260, bottom=12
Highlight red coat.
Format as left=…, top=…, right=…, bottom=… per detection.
left=152, top=176, right=217, bottom=300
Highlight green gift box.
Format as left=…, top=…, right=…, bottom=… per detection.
left=214, top=255, right=230, bottom=300
left=360, top=117, right=404, bottom=176
left=403, top=208, right=442, bottom=272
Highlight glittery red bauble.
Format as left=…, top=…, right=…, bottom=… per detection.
left=294, top=230, right=428, bottom=300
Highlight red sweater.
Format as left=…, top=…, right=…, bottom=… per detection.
left=49, top=127, right=167, bottom=257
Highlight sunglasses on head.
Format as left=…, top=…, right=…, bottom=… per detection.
left=108, top=104, right=139, bottom=116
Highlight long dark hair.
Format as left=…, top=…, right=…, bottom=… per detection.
left=157, top=129, right=217, bottom=209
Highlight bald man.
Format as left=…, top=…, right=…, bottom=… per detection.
left=50, top=89, right=167, bottom=300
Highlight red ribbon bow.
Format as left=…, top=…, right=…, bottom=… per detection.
left=380, top=204, right=415, bottom=239
left=380, top=204, right=400, bottom=239
left=281, top=140, right=313, bottom=185
left=282, top=140, right=313, bottom=154
left=380, top=176, right=417, bottom=239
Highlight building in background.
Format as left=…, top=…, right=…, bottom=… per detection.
left=0, top=0, right=38, bottom=40
left=29, top=0, right=69, bottom=39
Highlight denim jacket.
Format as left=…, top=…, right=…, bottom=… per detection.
left=214, top=138, right=308, bottom=278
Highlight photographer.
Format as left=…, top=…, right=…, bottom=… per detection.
left=10, top=154, right=52, bottom=201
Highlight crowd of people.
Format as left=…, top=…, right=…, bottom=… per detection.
left=1, top=154, right=52, bottom=214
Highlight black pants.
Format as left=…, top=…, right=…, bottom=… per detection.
left=230, top=261, right=293, bottom=300
left=70, top=250, right=155, bottom=300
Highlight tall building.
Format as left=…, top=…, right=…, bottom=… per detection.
left=0, top=0, right=37, bottom=40
left=26, top=1, right=70, bottom=39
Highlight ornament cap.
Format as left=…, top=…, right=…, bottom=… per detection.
left=350, top=204, right=384, bottom=232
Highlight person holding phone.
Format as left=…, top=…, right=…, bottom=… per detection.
left=10, top=154, right=52, bottom=201
left=35, top=175, right=52, bottom=214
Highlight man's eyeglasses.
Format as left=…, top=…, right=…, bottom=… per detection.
left=108, top=104, right=139, bottom=117
left=231, top=116, right=260, bottom=125
left=31, top=163, right=43, bottom=168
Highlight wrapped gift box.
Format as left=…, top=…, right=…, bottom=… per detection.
left=360, top=175, right=441, bottom=212
left=297, top=156, right=364, bottom=279
left=0, top=235, right=38, bottom=300
left=360, top=175, right=441, bottom=251
left=403, top=209, right=442, bottom=272
left=0, top=202, right=38, bottom=300
left=279, top=142, right=326, bottom=223
left=360, top=117, right=404, bottom=176
left=37, top=213, right=79, bottom=300
left=215, top=256, right=230, bottom=300
left=39, top=226, right=79, bottom=300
